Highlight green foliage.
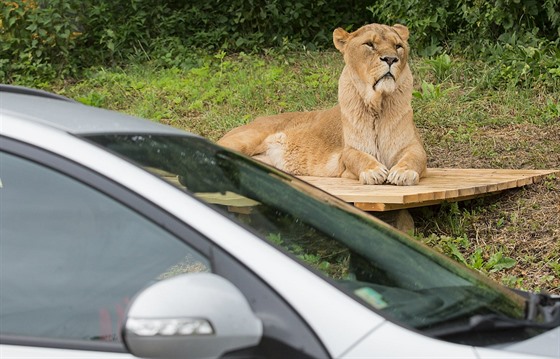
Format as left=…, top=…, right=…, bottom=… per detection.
left=544, top=99, right=560, bottom=122
left=413, top=81, right=457, bottom=101
left=2, top=0, right=371, bottom=82
left=368, top=0, right=560, bottom=88
left=502, top=274, right=524, bottom=288
left=368, top=0, right=559, bottom=51
left=482, top=31, right=560, bottom=88
left=266, top=233, right=284, bottom=246
left=178, top=0, right=371, bottom=51
left=417, top=233, right=517, bottom=274
left=368, top=0, right=452, bottom=56
left=1, top=0, right=81, bottom=82
left=264, top=231, right=350, bottom=279
left=485, top=252, right=517, bottom=273
left=425, top=54, right=452, bottom=82
left=3, top=0, right=560, bottom=88
left=550, top=262, right=560, bottom=277
left=544, top=175, right=558, bottom=191
left=76, top=1, right=189, bottom=66
left=75, top=91, right=107, bottom=108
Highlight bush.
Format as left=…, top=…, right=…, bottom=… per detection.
left=76, top=1, right=188, bottom=66
left=368, top=0, right=560, bottom=88
left=178, top=0, right=372, bottom=51
left=1, top=0, right=81, bottom=82
left=1, top=0, right=372, bottom=82
left=2, top=0, right=559, bottom=88
left=368, top=0, right=560, bottom=55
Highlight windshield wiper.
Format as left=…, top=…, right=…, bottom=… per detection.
left=525, top=292, right=560, bottom=322
left=428, top=293, right=560, bottom=338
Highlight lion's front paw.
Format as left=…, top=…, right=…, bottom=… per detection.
left=359, top=166, right=389, bottom=185
left=387, top=167, right=419, bottom=186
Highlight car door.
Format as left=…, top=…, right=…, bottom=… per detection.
left=0, top=137, right=328, bottom=359
left=0, top=139, right=213, bottom=357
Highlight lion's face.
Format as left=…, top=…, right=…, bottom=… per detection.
left=334, top=24, right=410, bottom=96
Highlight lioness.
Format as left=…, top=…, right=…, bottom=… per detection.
left=218, top=23, right=427, bottom=185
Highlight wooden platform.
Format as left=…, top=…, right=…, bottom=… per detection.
left=299, top=168, right=559, bottom=212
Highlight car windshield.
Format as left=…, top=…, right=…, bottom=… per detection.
left=86, top=134, right=528, bottom=335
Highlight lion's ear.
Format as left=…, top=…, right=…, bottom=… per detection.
left=333, top=28, right=350, bottom=53
left=392, top=24, right=409, bottom=42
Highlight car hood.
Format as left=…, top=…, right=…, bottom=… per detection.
left=342, top=320, right=559, bottom=358
left=487, top=326, right=560, bottom=358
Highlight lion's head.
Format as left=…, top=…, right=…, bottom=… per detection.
left=334, top=24, right=411, bottom=105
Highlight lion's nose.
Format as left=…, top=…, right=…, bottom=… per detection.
left=381, top=56, right=399, bottom=66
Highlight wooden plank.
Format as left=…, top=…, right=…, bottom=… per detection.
left=354, top=192, right=498, bottom=211
left=299, top=168, right=559, bottom=212
left=194, top=191, right=260, bottom=207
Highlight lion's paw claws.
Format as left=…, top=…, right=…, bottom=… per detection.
left=359, top=166, right=389, bottom=185
left=387, top=168, right=419, bottom=186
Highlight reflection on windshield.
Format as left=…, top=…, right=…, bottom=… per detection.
left=87, top=134, right=527, bottom=332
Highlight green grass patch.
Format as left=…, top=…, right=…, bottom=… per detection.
left=57, top=51, right=341, bottom=140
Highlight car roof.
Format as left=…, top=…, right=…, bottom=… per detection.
left=0, top=84, right=190, bottom=136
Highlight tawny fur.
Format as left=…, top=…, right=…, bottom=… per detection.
left=218, top=23, right=427, bottom=185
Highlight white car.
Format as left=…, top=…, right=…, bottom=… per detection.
left=1, top=84, right=559, bottom=359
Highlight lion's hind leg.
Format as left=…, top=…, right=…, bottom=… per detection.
left=217, top=128, right=271, bottom=156
left=218, top=113, right=296, bottom=156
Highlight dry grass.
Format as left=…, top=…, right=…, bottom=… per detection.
left=416, top=120, right=560, bottom=294
left=410, top=60, right=560, bottom=293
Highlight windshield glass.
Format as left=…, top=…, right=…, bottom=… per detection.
left=87, top=134, right=528, bottom=335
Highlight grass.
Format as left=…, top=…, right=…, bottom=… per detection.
left=57, top=52, right=341, bottom=140
left=51, top=50, right=560, bottom=294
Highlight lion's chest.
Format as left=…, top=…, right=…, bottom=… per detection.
left=343, top=117, right=394, bottom=166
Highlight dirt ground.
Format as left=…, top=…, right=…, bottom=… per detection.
left=415, top=123, right=560, bottom=294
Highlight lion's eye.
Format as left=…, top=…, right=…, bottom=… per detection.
left=396, top=44, right=403, bottom=50
left=364, top=42, right=375, bottom=50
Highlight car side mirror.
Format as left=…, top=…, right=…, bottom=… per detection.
left=123, top=273, right=263, bottom=359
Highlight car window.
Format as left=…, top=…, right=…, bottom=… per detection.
left=0, top=152, right=210, bottom=343
left=86, top=134, right=527, bottom=334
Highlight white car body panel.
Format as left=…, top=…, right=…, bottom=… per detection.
left=491, top=327, right=560, bottom=358
left=0, top=345, right=134, bottom=358
left=475, top=347, right=555, bottom=359
left=341, top=320, right=477, bottom=358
